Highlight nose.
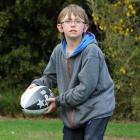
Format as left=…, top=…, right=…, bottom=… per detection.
left=70, top=21, right=76, bottom=26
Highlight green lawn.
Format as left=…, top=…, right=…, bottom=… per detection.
left=0, top=118, right=140, bottom=140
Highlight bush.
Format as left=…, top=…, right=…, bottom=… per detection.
left=87, top=0, right=140, bottom=121
left=0, top=0, right=89, bottom=116
left=0, top=89, right=21, bottom=117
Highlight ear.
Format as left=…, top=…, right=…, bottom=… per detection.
left=57, top=24, right=63, bottom=33
left=83, top=24, right=89, bottom=32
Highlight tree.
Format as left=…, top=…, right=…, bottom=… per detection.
left=0, top=0, right=89, bottom=116
left=87, top=0, right=140, bottom=120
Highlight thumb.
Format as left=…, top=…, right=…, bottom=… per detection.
left=46, top=98, right=56, bottom=102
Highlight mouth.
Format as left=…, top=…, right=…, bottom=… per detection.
left=69, top=30, right=77, bottom=33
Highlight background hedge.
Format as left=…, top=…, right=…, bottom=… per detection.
left=0, top=0, right=140, bottom=121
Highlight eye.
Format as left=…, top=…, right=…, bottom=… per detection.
left=65, top=20, right=71, bottom=24
left=75, top=20, right=81, bottom=24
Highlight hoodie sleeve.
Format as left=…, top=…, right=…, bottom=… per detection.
left=56, top=55, right=100, bottom=107
left=32, top=50, right=57, bottom=89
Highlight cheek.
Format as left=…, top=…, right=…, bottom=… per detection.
left=78, top=26, right=86, bottom=33
left=62, top=26, right=69, bottom=32
left=83, top=25, right=88, bottom=32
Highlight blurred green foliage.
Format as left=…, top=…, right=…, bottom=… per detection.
left=0, top=0, right=89, bottom=89
left=0, top=0, right=90, bottom=116
left=87, top=0, right=140, bottom=121
left=0, top=0, right=140, bottom=121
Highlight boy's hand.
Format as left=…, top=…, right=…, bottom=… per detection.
left=27, top=84, right=37, bottom=89
left=46, top=98, right=56, bottom=114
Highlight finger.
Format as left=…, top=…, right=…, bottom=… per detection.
left=28, top=84, right=37, bottom=89
left=46, top=103, right=56, bottom=114
left=46, top=98, right=56, bottom=102
left=30, top=84, right=37, bottom=88
left=43, top=108, right=49, bottom=114
left=46, top=106, right=53, bottom=114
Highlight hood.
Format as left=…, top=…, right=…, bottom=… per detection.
left=61, top=32, right=95, bottom=57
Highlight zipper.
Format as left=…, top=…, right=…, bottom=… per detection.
left=66, top=59, right=72, bottom=79
left=70, top=110, right=75, bottom=128
left=66, top=59, right=75, bottom=128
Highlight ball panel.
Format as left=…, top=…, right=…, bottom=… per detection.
left=22, top=108, right=48, bottom=115
left=20, top=86, right=42, bottom=108
left=20, top=86, right=53, bottom=115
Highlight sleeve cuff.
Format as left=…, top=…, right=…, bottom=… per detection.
left=55, top=96, right=60, bottom=107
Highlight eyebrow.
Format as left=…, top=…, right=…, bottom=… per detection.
left=63, top=17, right=84, bottom=21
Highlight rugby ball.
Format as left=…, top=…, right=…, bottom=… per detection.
left=20, top=86, right=53, bottom=115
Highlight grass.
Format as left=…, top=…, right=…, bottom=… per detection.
left=0, top=118, right=140, bottom=140
left=106, top=121, right=140, bottom=139
left=0, top=118, right=62, bottom=140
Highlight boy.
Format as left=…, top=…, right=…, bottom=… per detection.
left=29, top=4, right=115, bottom=140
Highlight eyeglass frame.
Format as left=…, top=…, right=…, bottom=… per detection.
left=61, top=20, right=86, bottom=25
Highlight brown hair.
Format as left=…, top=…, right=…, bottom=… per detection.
left=57, top=4, right=89, bottom=25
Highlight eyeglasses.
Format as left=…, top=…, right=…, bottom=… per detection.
left=61, top=20, right=85, bottom=25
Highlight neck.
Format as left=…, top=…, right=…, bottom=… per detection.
left=65, top=36, right=82, bottom=56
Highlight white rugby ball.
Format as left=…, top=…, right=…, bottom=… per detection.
left=20, top=86, right=53, bottom=115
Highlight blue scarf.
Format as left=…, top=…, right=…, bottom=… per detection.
left=61, top=32, right=95, bottom=57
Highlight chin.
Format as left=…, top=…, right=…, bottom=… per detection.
left=69, top=34, right=81, bottom=38
left=69, top=36, right=79, bottom=39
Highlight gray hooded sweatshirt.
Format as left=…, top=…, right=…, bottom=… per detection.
left=32, top=32, right=115, bottom=128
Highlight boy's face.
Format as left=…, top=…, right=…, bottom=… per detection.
left=57, top=14, right=88, bottom=40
